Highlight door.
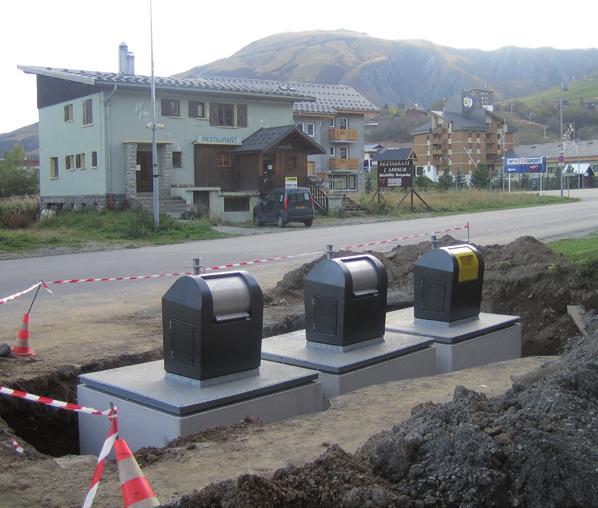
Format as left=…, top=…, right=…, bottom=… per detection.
left=136, top=151, right=153, bottom=192
left=261, top=156, right=275, bottom=195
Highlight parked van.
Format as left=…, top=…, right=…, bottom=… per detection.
left=253, top=187, right=314, bottom=227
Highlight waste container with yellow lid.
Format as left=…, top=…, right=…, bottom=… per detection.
left=414, top=244, right=484, bottom=322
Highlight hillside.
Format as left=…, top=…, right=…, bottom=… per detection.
left=178, top=30, right=598, bottom=108
left=0, top=123, right=39, bottom=158
left=496, top=74, right=598, bottom=142
left=508, top=73, right=598, bottom=108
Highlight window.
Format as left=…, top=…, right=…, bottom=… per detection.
left=50, top=157, right=59, bottom=179
left=82, top=99, right=93, bottom=125
left=215, top=152, right=233, bottom=169
left=306, top=122, right=315, bottom=137
left=210, top=103, right=247, bottom=127
left=329, top=146, right=336, bottom=157
left=296, top=122, right=304, bottom=132
left=91, top=151, right=98, bottom=168
left=76, top=153, right=86, bottom=169
left=161, top=99, right=180, bottom=117
left=188, top=101, right=206, bottom=118
left=338, top=117, right=348, bottom=129
left=328, top=118, right=335, bottom=128
left=64, top=104, right=73, bottom=122
left=224, top=196, right=249, bottom=212
left=340, top=147, right=349, bottom=159
left=286, top=156, right=296, bottom=171
left=172, top=151, right=182, bottom=168
left=65, top=154, right=75, bottom=170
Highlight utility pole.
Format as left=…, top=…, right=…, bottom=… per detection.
left=559, top=82, right=567, bottom=198
left=150, top=0, right=160, bottom=228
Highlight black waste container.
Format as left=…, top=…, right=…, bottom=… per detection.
left=414, top=244, right=484, bottom=322
left=162, top=271, right=263, bottom=380
left=304, top=254, right=387, bottom=347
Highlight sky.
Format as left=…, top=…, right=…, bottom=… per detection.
left=1, top=0, right=597, bottom=134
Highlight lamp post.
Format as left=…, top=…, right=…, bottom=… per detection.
left=559, top=82, right=568, bottom=198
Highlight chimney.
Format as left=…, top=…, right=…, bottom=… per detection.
left=127, top=52, right=135, bottom=75
left=118, top=42, right=128, bottom=74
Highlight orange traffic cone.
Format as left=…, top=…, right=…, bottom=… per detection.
left=114, top=438, right=160, bottom=507
left=12, top=313, right=35, bottom=357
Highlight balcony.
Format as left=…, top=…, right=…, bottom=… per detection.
left=328, top=128, right=358, bottom=142
left=329, top=158, right=360, bottom=170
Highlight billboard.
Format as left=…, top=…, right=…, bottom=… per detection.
left=504, top=156, right=546, bottom=174
left=378, top=159, right=413, bottom=188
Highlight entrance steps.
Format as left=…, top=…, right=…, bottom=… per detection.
left=133, top=193, right=189, bottom=219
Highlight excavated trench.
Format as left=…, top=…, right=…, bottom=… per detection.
left=3, top=235, right=597, bottom=460
left=0, top=348, right=163, bottom=457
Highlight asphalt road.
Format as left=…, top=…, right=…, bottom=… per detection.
left=1, top=188, right=598, bottom=321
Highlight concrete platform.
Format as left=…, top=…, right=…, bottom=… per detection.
left=78, top=360, right=322, bottom=454
left=261, top=330, right=436, bottom=399
left=385, top=308, right=522, bottom=373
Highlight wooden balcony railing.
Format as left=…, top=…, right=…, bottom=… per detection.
left=329, top=158, right=360, bottom=170
left=328, top=128, right=358, bottom=142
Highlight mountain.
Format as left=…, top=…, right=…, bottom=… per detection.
left=0, top=123, right=39, bottom=159
left=178, top=30, right=598, bottom=108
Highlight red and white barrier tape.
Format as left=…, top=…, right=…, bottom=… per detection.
left=204, top=250, right=322, bottom=272
left=46, top=271, right=194, bottom=286
left=342, top=223, right=469, bottom=250
left=82, top=410, right=119, bottom=508
left=0, top=281, right=52, bottom=306
left=0, top=386, right=111, bottom=417
left=10, top=438, right=24, bottom=456
left=2, top=223, right=470, bottom=294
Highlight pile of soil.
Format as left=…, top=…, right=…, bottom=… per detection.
left=165, top=328, right=598, bottom=508
left=263, top=235, right=598, bottom=355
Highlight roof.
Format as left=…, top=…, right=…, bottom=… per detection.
left=374, top=147, right=416, bottom=161
left=18, top=66, right=315, bottom=102
left=286, top=82, right=379, bottom=114
left=514, top=139, right=598, bottom=158
left=234, top=125, right=326, bottom=155
left=365, top=143, right=385, bottom=152
left=19, top=66, right=380, bottom=114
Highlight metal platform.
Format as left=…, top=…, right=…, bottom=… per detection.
left=261, top=330, right=433, bottom=374
left=385, top=307, right=522, bottom=373
left=78, top=360, right=322, bottom=453
left=261, top=330, right=437, bottom=398
left=385, top=308, right=520, bottom=344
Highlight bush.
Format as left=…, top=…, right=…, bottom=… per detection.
left=0, top=197, right=39, bottom=229
left=0, top=146, right=38, bottom=198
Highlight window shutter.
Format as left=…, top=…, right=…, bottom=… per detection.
left=210, top=103, right=218, bottom=126
left=237, top=104, right=247, bottom=127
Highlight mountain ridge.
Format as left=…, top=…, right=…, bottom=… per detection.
left=177, top=30, right=598, bottom=108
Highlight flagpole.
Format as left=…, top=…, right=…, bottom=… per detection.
left=150, top=0, right=160, bottom=228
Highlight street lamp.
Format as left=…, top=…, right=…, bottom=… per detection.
left=559, top=82, right=568, bottom=198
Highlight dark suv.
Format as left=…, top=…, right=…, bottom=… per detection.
left=253, top=187, right=314, bottom=227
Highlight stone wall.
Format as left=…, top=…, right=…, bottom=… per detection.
left=41, top=194, right=127, bottom=210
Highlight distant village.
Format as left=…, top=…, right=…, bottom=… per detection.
left=13, top=43, right=598, bottom=221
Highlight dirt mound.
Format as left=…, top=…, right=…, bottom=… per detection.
left=264, top=235, right=598, bottom=355
left=164, top=331, right=598, bottom=508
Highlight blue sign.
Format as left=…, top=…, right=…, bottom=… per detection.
left=504, top=156, right=546, bottom=174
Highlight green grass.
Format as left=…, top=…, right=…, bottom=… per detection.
left=357, top=189, right=577, bottom=217
left=549, top=235, right=598, bottom=266
left=503, top=74, right=598, bottom=109
left=0, top=208, right=225, bottom=255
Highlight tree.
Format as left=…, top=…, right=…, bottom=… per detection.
left=471, top=163, right=490, bottom=188
left=0, top=145, right=38, bottom=198
left=438, top=168, right=453, bottom=190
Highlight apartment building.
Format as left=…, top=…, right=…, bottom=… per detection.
left=412, top=91, right=513, bottom=181
left=290, top=83, right=379, bottom=191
